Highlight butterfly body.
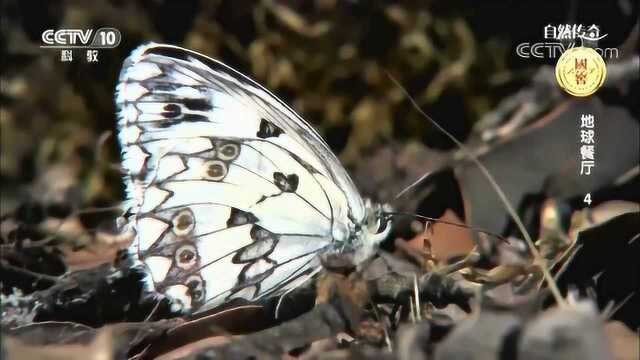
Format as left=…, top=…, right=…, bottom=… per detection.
left=116, top=43, right=390, bottom=313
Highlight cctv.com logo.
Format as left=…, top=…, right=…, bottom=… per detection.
left=41, top=27, right=121, bottom=48
left=516, top=43, right=619, bottom=59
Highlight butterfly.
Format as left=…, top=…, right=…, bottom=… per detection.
left=115, top=43, right=391, bottom=314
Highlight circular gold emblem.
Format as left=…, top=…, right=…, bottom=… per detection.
left=555, top=47, right=607, bottom=97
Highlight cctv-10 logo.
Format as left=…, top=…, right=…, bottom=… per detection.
left=41, top=28, right=121, bottom=48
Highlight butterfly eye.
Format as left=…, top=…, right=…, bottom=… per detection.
left=175, top=244, right=198, bottom=269
left=374, top=217, right=389, bottom=234
left=172, top=209, right=195, bottom=236
left=364, top=202, right=387, bottom=235
left=218, top=143, right=240, bottom=161
left=203, top=160, right=228, bottom=181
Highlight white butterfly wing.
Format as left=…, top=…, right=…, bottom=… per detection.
left=116, top=43, right=366, bottom=312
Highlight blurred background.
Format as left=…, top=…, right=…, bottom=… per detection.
left=1, top=1, right=638, bottom=294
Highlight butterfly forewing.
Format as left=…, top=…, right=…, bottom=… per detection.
left=116, top=43, right=365, bottom=312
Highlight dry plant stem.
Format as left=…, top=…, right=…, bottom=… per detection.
left=1, top=260, right=61, bottom=282
left=438, top=251, right=480, bottom=275
left=413, top=274, right=422, bottom=321
left=1, top=205, right=122, bottom=253
left=389, top=74, right=566, bottom=307
left=370, top=271, right=473, bottom=312
left=602, top=292, right=635, bottom=321
left=370, top=302, right=393, bottom=352
left=549, top=243, right=584, bottom=284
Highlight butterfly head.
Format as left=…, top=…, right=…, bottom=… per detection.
left=349, top=199, right=392, bottom=262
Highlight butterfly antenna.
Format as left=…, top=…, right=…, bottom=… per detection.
left=386, top=72, right=566, bottom=307
left=393, top=171, right=434, bottom=201
left=383, top=211, right=508, bottom=243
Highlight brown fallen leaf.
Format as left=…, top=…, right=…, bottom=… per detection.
left=604, top=321, right=639, bottom=360
left=402, top=209, right=475, bottom=263
left=63, top=230, right=132, bottom=271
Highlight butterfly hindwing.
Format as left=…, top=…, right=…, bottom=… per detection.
left=116, top=43, right=365, bottom=312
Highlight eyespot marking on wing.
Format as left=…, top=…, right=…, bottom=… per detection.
left=202, top=160, right=228, bottom=181
left=217, top=141, right=240, bottom=161
left=172, top=208, right=195, bottom=236
left=175, top=243, right=198, bottom=270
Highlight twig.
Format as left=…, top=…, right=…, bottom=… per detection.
left=413, top=273, right=421, bottom=321
left=369, top=271, right=473, bottom=312
left=0, top=260, right=61, bottom=283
